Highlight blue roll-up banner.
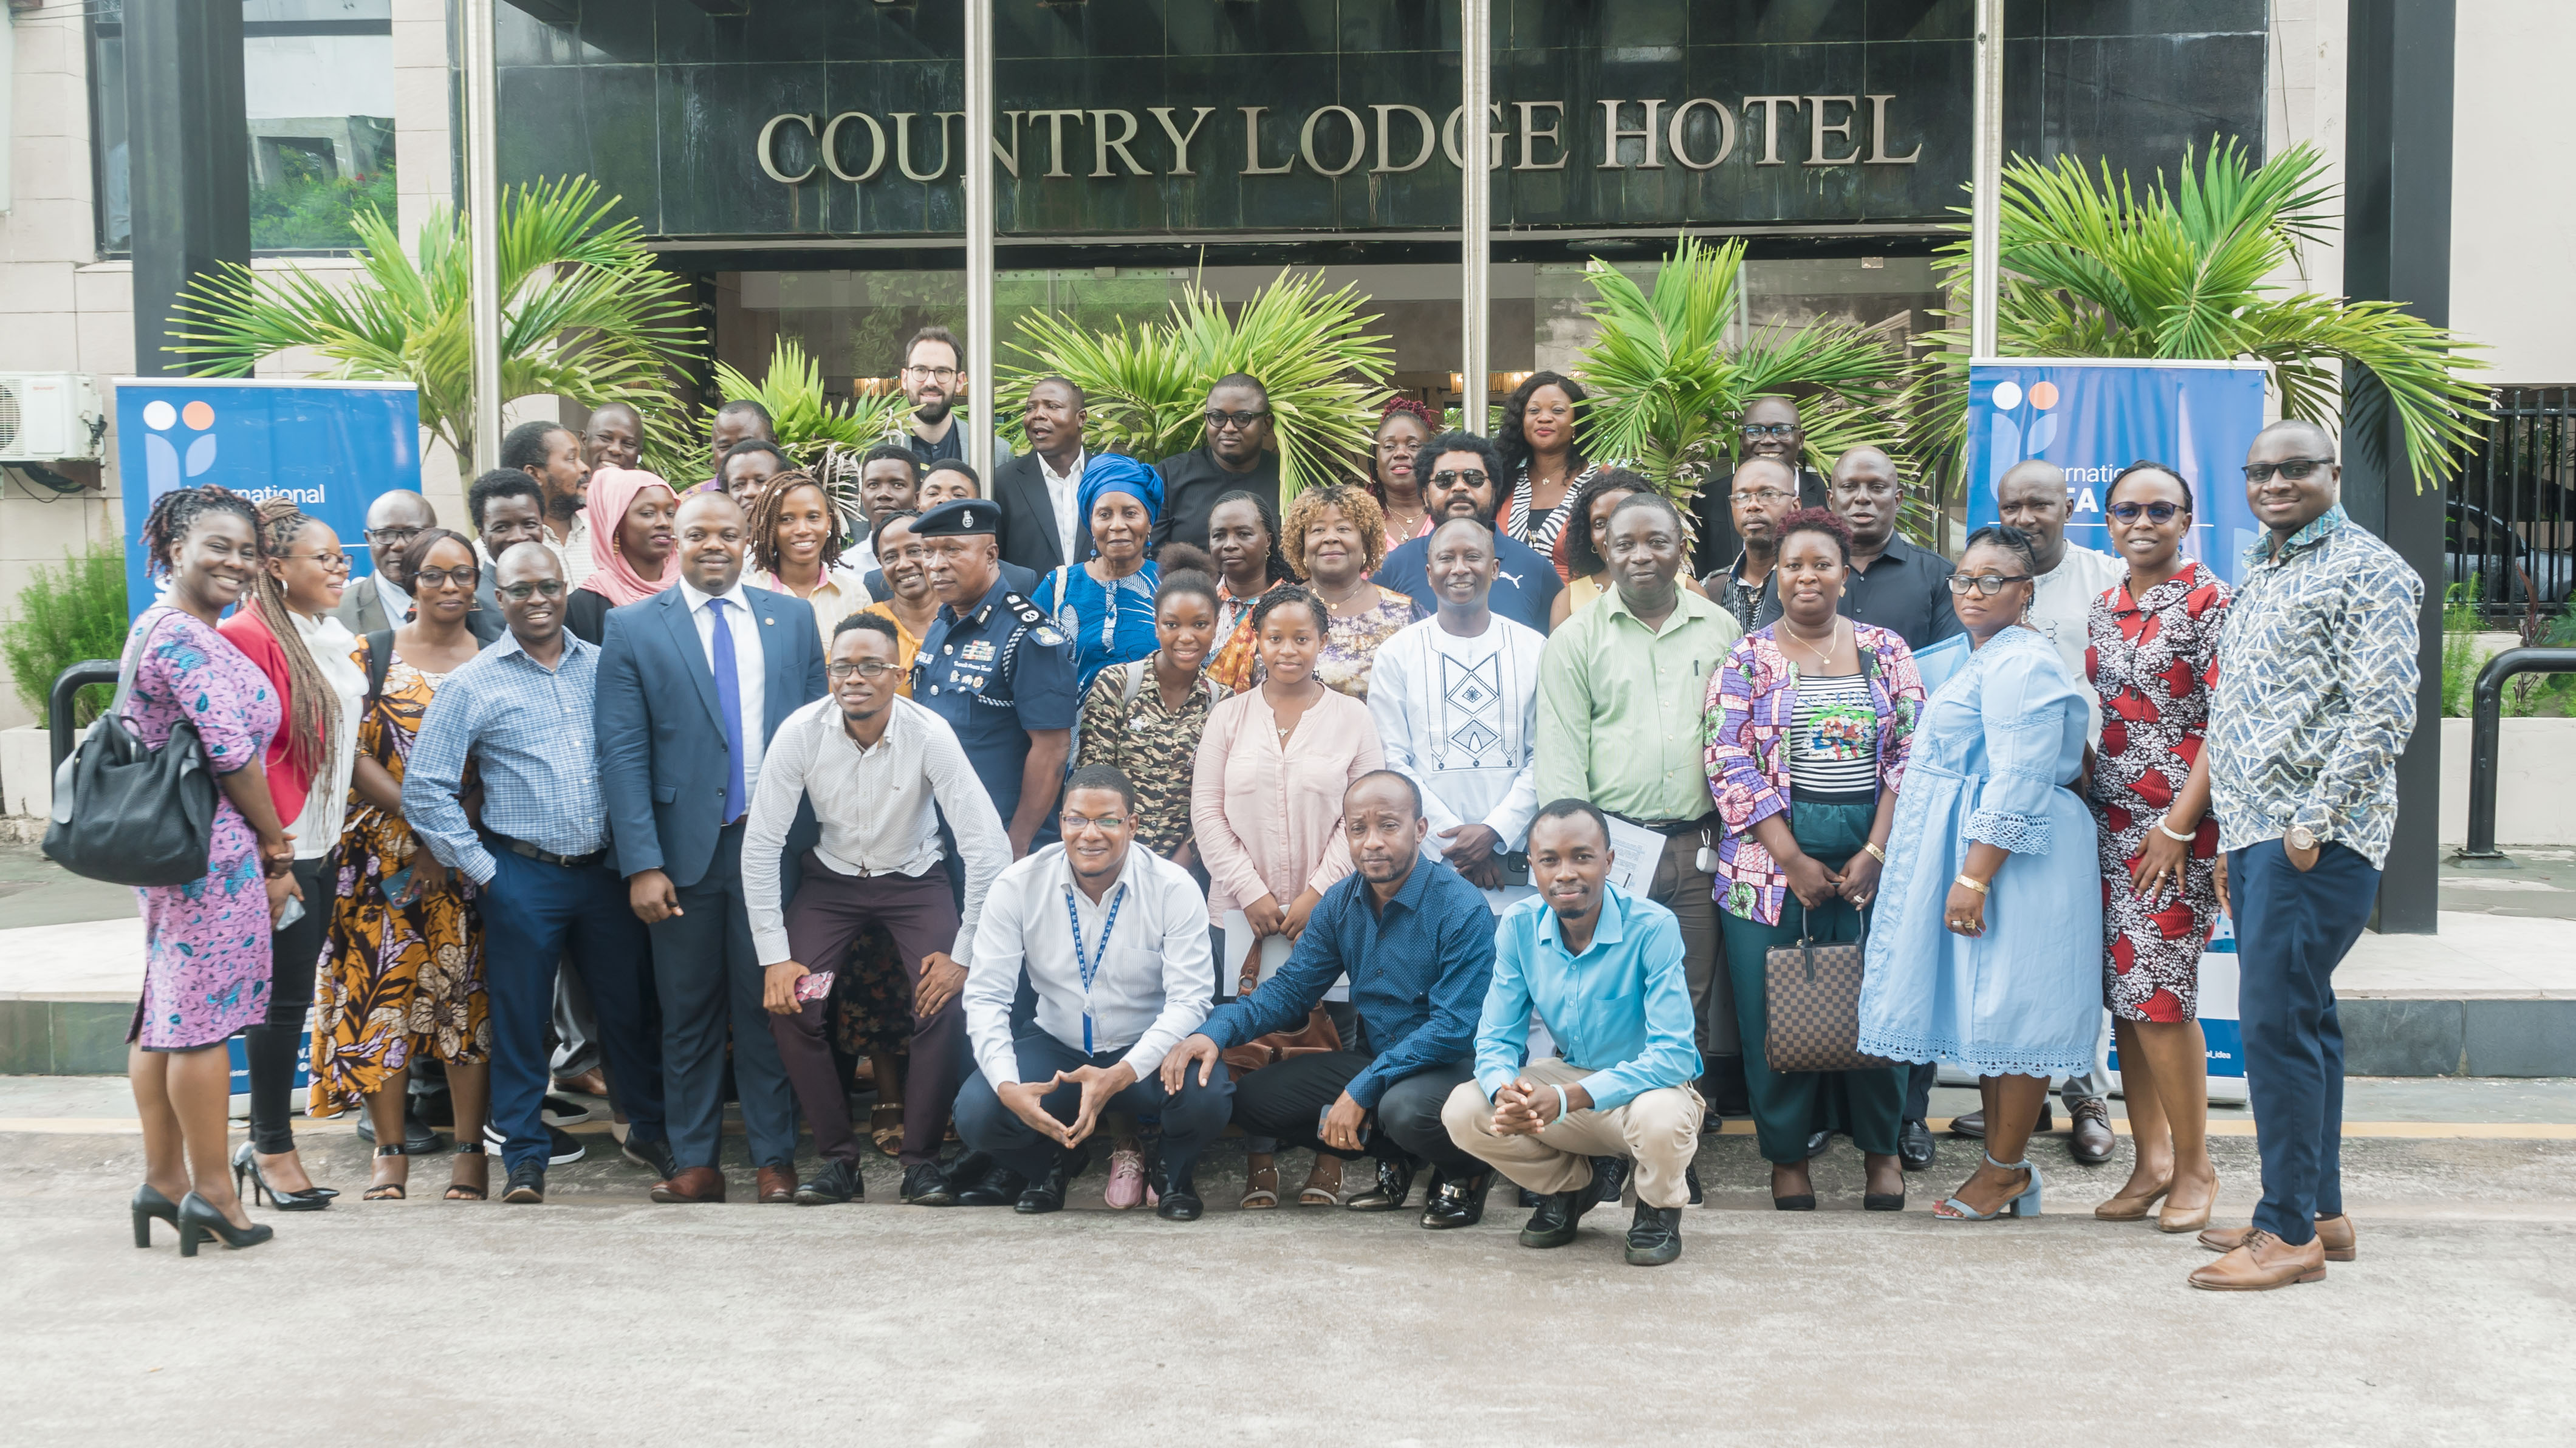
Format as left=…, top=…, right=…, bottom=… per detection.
left=113, top=378, right=423, bottom=620
left=1962, top=359, right=2270, bottom=588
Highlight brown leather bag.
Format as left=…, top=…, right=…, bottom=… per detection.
left=1764, top=923, right=1899, bottom=1075
left=1218, top=930, right=1342, bottom=1081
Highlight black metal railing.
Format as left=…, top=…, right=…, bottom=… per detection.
left=2450, top=386, right=2576, bottom=624
left=2453, top=646, right=2576, bottom=866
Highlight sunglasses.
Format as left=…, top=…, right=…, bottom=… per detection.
left=2108, top=500, right=2187, bottom=523
left=1428, top=469, right=1489, bottom=488
left=1741, top=423, right=1797, bottom=439
left=1204, top=409, right=1270, bottom=430
left=1947, top=572, right=2032, bottom=596
left=2242, top=457, right=2332, bottom=483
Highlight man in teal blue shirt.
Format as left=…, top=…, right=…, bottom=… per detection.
left=1442, top=799, right=1706, bottom=1266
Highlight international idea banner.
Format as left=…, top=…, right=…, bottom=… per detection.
left=114, top=378, right=423, bottom=621
left=1962, top=358, right=2269, bottom=587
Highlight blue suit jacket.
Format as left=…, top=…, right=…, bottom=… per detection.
left=595, top=581, right=827, bottom=889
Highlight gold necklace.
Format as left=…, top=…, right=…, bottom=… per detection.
left=1781, top=615, right=1839, bottom=671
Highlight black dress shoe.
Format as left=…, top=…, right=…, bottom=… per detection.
left=1420, top=1170, right=1493, bottom=1230
left=1686, top=1163, right=1704, bottom=1206
left=795, top=1158, right=864, bottom=1205
left=1805, top=1129, right=1832, bottom=1159
left=622, top=1135, right=679, bottom=1180
left=1153, top=1163, right=1204, bottom=1221
left=501, top=1163, right=546, bottom=1204
left=1625, top=1203, right=1683, bottom=1266
left=1898, top=1119, right=1936, bottom=1172
left=359, top=1110, right=447, bottom=1156
left=1345, top=1156, right=1416, bottom=1211
left=1518, top=1187, right=1596, bottom=1248
left=1516, top=1186, right=1543, bottom=1208
left=901, top=1162, right=959, bottom=1205
left=2068, top=1097, right=2117, bottom=1166
left=947, top=1150, right=1026, bottom=1207
left=1591, top=1155, right=1631, bottom=1206
left=1016, top=1148, right=1087, bottom=1214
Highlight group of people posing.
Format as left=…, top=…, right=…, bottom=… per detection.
left=115, top=327, right=2415, bottom=1288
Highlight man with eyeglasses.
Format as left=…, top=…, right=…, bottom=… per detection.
left=952, top=764, right=1229, bottom=1221
left=1692, top=395, right=1828, bottom=576
left=993, top=376, right=1094, bottom=576
left=743, top=612, right=1012, bottom=1207
left=595, top=490, right=827, bottom=1205
left=1373, top=430, right=1564, bottom=633
left=1701, top=454, right=1800, bottom=633
left=899, top=326, right=996, bottom=471
left=333, top=489, right=439, bottom=634
left=1153, top=372, right=1281, bottom=552
left=2192, top=421, right=2420, bottom=1293
left=912, top=497, right=1080, bottom=861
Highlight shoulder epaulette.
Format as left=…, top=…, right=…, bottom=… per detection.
left=1002, top=591, right=1048, bottom=627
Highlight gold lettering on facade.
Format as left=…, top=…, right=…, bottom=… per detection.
left=1300, top=105, right=1368, bottom=177
left=1239, top=106, right=1296, bottom=175
left=1091, top=109, right=1148, bottom=177
left=1665, top=97, right=1736, bottom=169
left=1598, top=98, right=1665, bottom=169
left=1804, top=95, right=1861, bottom=166
left=756, top=113, right=817, bottom=185
left=1866, top=94, right=1922, bottom=164
left=1149, top=106, right=1216, bottom=176
left=1742, top=95, right=1803, bottom=165
left=1371, top=104, right=1437, bottom=174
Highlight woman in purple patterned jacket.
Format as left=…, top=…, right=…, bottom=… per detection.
left=1705, top=508, right=1925, bottom=1212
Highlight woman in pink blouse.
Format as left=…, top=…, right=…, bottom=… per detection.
left=1191, top=585, right=1384, bottom=1209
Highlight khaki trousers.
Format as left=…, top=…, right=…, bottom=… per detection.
left=1442, top=1058, right=1705, bottom=1209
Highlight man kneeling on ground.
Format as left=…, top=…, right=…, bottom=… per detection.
left=1444, top=799, right=1705, bottom=1265
left=1163, top=771, right=1498, bottom=1227
left=953, top=765, right=1230, bottom=1218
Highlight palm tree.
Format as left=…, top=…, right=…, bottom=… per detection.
left=710, top=336, right=910, bottom=467
left=999, top=268, right=1392, bottom=496
left=1923, top=139, right=2487, bottom=490
left=1576, top=235, right=1920, bottom=531
left=171, top=176, right=702, bottom=482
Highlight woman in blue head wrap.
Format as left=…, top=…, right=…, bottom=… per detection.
left=1033, top=452, right=1166, bottom=692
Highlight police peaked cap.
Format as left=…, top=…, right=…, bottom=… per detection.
left=914, top=498, right=1001, bottom=538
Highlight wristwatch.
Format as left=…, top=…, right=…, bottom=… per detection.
left=2286, top=824, right=2318, bottom=852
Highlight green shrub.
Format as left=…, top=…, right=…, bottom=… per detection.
left=2440, top=577, right=2482, bottom=718
left=2, top=547, right=130, bottom=727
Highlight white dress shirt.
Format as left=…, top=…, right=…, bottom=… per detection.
left=561, top=509, right=596, bottom=590
left=1040, top=447, right=1088, bottom=561
left=742, top=694, right=1011, bottom=966
left=680, top=578, right=769, bottom=797
left=370, top=569, right=412, bottom=623
left=1366, top=612, right=1546, bottom=849
left=965, top=841, right=1213, bottom=1087
left=2029, top=541, right=2125, bottom=743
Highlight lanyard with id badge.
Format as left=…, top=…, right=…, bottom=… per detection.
left=1063, top=881, right=1127, bottom=1053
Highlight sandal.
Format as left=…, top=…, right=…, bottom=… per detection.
left=445, top=1142, right=488, bottom=1201
left=869, top=1104, right=905, bottom=1158
left=1240, top=1156, right=1280, bottom=1210
left=1298, top=1156, right=1348, bottom=1207
left=365, top=1143, right=409, bottom=1201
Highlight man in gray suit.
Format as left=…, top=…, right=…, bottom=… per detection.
left=334, top=490, right=439, bottom=632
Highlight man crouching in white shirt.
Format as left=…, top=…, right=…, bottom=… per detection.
left=953, top=763, right=1230, bottom=1220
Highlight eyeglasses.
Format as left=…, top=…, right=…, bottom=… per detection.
left=1204, top=409, right=1270, bottom=431
left=1428, top=469, right=1488, bottom=489
left=1059, top=811, right=1131, bottom=834
left=1741, top=423, right=1798, bottom=439
left=826, top=660, right=899, bottom=681
left=2108, top=500, right=2187, bottom=523
left=1947, top=572, right=2033, bottom=596
left=365, top=525, right=422, bottom=546
left=284, top=550, right=351, bottom=571
left=1731, top=489, right=1793, bottom=507
left=413, top=565, right=481, bottom=590
left=2242, top=457, right=2332, bottom=483
left=499, top=579, right=568, bottom=601
left=902, top=364, right=959, bottom=382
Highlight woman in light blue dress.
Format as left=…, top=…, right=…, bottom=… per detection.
left=1858, top=525, right=2103, bottom=1221
left=1032, top=452, right=1163, bottom=694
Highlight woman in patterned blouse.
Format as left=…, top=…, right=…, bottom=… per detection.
left=1280, top=482, right=1422, bottom=700
left=2086, top=462, right=2230, bottom=1233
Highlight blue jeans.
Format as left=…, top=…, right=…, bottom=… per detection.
left=2232, top=838, right=2378, bottom=1245
left=953, top=1032, right=1234, bottom=1183
left=482, top=850, right=666, bottom=1175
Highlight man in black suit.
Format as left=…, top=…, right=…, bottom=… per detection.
left=595, top=490, right=828, bottom=1206
left=993, top=376, right=1092, bottom=578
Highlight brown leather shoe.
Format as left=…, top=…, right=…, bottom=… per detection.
left=649, top=1166, right=727, bottom=1204
left=2067, top=1097, right=2117, bottom=1165
left=2188, top=1228, right=2326, bottom=1291
left=2200, top=1212, right=2356, bottom=1262
left=756, top=1166, right=798, bottom=1204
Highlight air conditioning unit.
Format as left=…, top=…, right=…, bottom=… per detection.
left=0, top=372, right=108, bottom=462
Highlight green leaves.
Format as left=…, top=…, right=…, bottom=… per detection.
left=708, top=336, right=910, bottom=468
left=170, top=176, right=702, bottom=481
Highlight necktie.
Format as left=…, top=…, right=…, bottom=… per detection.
left=707, top=597, right=747, bottom=824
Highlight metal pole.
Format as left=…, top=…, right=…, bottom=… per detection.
left=461, top=0, right=502, bottom=474
left=2455, top=647, right=2576, bottom=867
left=1459, top=0, right=1490, bottom=432
left=964, top=0, right=996, bottom=481
left=1968, top=0, right=2003, bottom=360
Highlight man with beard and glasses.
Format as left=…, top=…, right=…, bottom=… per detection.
left=1373, top=431, right=1563, bottom=633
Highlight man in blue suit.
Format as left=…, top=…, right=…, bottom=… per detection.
left=597, top=490, right=828, bottom=1204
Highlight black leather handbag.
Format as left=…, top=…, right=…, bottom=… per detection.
left=42, top=611, right=221, bottom=887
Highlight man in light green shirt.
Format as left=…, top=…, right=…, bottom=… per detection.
left=1537, top=493, right=1745, bottom=1115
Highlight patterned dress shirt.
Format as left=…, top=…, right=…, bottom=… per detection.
left=402, top=630, right=609, bottom=885
left=2210, top=504, right=2422, bottom=869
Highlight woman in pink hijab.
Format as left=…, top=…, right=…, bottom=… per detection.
left=564, top=465, right=680, bottom=644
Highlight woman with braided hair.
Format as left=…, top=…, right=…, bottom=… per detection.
left=215, top=498, right=369, bottom=1211
left=1367, top=398, right=1439, bottom=556
left=745, top=468, right=871, bottom=648
left=123, top=486, right=299, bottom=1254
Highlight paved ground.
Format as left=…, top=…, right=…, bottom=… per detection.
left=5, top=1076, right=2573, bottom=1446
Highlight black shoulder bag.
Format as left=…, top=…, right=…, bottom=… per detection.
left=42, top=610, right=221, bottom=887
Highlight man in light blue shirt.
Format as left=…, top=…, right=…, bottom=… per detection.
left=1443, top=799, right=1706, bottom=1266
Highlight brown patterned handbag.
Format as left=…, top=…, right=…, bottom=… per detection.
left=1765, top=922, right=1899, bottom=1075
left=1218, top=929, right=1343, bottom=1081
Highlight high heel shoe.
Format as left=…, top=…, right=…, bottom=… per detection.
left=176, top=1192, right=274, bottom=1256
left=1934, top=1153, right=2041, bottom=1220
left=2157, top=1175, right=2217, bottom=1234
left=233, top=1141, right=337, bottom=1211
left=2094, top=1177, right=2171, bottom=1221
left=364, top=1143, right=409, bottom=1201
left=131, top=1183, right=180, bottom=1248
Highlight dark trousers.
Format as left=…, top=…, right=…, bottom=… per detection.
left=771, top=858, right=967, bottom=1168
left=482, top=849, right=666, bottom=1174
left=2234, top=838, right=2376, bottom=1246
left=1230, top=1052, right=1480, bottom=1173
left=246, top=855, right=334, bottom=1154
left=1722, top=801, right=1905, bottom=1164
left=650, top=822, right=795, bottom=1172
left=1645, top=824, right=1738, bottom=1060
left=954, top=1033, right=1233, bottom=1182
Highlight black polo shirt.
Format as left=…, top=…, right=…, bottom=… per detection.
left=1752, top=533, right=1962, bottom=650
left=1153, top=445, right=1280, bottom=552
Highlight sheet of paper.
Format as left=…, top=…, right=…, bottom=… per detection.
left=1221, top=910, right=1346, bottom=1002
left=1602, top=814, right=1670, bottom=897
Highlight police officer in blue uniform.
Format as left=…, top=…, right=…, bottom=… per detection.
left=912, top=497, right=1079, bottom=859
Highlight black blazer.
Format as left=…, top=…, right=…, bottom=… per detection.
left=993, top=450, right=1092, bottom=576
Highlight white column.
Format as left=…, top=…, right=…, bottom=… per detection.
left=1460, top=0, right=1491, bottom=431
left=964, top=0, right=996, bottom=480
left=1968, top=0, right=2004, bottom=361
left=461, top=0, right=502, bottom=474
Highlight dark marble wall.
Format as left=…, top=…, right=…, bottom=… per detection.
left=488, top=0, right=2265, bottom=240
